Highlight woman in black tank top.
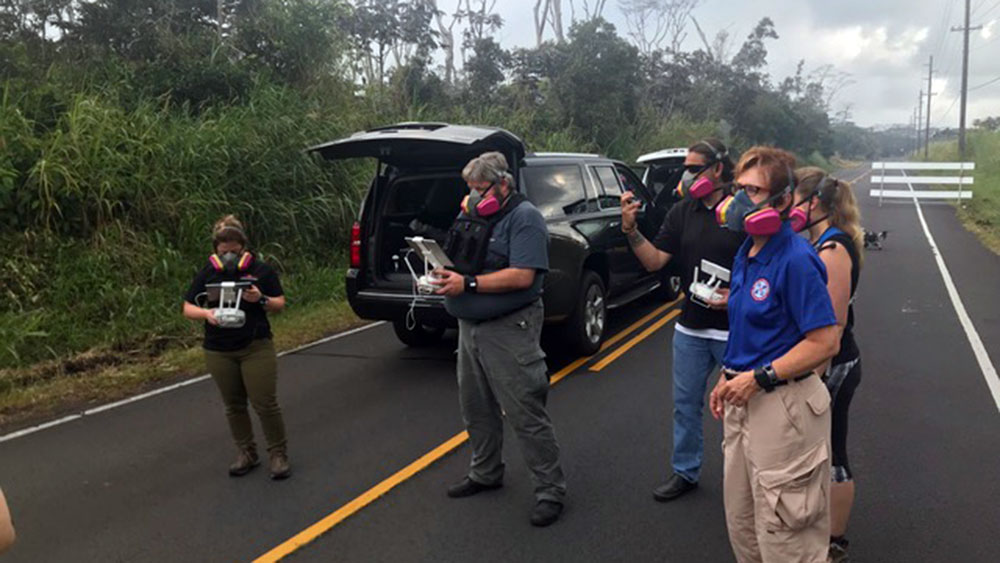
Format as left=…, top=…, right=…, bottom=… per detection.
left=792, top=167, right=864, bottom=563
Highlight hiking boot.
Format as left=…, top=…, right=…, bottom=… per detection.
left=269, top=449, right=291, bottom=480
left=228, top=448, right=260, bottom=477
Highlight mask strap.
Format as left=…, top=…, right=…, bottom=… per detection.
left=800, top=175, right=834, bottom=229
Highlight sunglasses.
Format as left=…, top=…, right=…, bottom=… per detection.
left=683, top=163, right=712, bottom=174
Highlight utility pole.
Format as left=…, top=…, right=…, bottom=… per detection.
left=918, top=90, right=924, bottom=157
left=952, top=0, right=982, bottom=159
left=924, top=57, right=935, bottom=159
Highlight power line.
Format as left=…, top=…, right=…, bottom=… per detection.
left=936, top=96, right=960, bottom=127
left=934, top=0, right=958, bottom=57
left=975, top=0, right=999, bottom=16
left=969, top=75, right=1000, bottom=90
left=971, top=33, right=1000, bottom=51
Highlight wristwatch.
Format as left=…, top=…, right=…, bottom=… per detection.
left=753, top=364, right=780, bottom=393
left=463, top=274, right=478, bottom=293
left=259, top=295, right=270, bottom=308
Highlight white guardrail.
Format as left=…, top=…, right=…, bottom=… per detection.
left=871, top=161, right=975, bottom=206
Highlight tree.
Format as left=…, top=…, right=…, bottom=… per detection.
left=463, top=37, right=510, bottom=106
left=572, top=0, right=608, bottom=21
left=428, top=0, right=462, bottom=85
left=973, top=116, right=1000, bottom=131
left=344, top=0, right=437, bottom=88
left=619, top=0, right=698, bottom=56
left=233, top=0, right=347, bottom=87
left=547, top=18, right=641, bottom=147
left=731, top=17, right=778, bottom=72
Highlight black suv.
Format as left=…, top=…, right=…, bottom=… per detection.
left=309, top=123, right=678, bottom=355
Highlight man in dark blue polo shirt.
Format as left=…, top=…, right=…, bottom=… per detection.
left=432, top=152, right=566, bottom=528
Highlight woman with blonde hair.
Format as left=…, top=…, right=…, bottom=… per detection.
left=791, top=167, right=864, bottom=562
left=182, top=215, right=291, bottom=479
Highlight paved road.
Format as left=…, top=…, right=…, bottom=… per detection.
left=2, top=166, right=999, bottom=562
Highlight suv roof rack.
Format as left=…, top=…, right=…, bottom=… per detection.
left=531, top=152, right=603, bottom=158
left=637, top=148, right=688, bottom=163
left=365, top=122, right=451, bottom=133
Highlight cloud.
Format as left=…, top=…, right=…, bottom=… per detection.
left=479, top=1, right=999, bottom=126
left=807, top=25, right=930, bottom=67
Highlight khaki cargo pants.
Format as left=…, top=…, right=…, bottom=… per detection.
left=457, top=300, right=567, bottom=503
left=723, top=374, right=832, bottom=563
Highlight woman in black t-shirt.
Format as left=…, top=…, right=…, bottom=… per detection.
left=182, top=215, right=290, bottom=480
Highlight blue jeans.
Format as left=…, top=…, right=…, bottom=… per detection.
left=671, top=327, right=727, bottom=483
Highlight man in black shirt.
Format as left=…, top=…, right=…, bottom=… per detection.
left=621, top=139, right=745, bottom=501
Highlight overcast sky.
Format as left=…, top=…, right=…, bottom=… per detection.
left=453, top=0, right=1000, bottom=128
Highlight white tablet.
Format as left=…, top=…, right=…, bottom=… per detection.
left=405, top=236, right=454, bottom=269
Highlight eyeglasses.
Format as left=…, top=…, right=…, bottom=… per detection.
left=734, top=182, right=769, bottom=197
left=683, top=164, right=710, bottom=174
left=467, top=181, right=497, bottom=192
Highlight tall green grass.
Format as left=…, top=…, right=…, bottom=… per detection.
left=0, top=83, right=374, bottom=368
left=0, top=77, right=730, bottom=370
left=921, top=131, right=1000, bottom=249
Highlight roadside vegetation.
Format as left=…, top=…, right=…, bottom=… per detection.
left=0, top=0, right=883, bottom=426
left=921, top=130, right=1000, bottom=253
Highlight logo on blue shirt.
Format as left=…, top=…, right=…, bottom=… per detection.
left=751, top=278, right=771, bottom=302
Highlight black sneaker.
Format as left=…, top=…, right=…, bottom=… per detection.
left=829, top=537, right=850, bottom=563
left=446, top=477, right=502, bottom=498
left=652, top=473, right=698, bottom=502
left=529, top=500, right=563, bottom=527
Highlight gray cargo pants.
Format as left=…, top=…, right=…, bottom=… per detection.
left=457, top=299, right=567, bottom=504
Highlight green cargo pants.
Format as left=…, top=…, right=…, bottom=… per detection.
left=204, top=338, right=287, bottom=453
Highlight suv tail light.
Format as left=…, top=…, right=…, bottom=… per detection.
left=350, top=221, right=362, bottom=268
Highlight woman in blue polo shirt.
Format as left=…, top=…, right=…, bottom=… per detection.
left=708, top=147, right=840, bottom=563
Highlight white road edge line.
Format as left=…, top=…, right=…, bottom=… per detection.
left=0, top=320, right=386, bottom=444
left=901, top=169, right=1000, bottom=413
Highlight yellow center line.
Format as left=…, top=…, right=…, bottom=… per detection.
left=589, top=309, right=682, bottom=372
left=599, top=295, right=683, bottom=353
left=254, top=430, right=471, bottom=563
left=255, top=299, right=683, bottom=561
left=845, top=169, right=870, bottom=185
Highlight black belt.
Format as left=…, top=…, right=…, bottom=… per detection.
left=474, top=299, right=540, bottom=324
left=723, top=368, right=814, bottom=386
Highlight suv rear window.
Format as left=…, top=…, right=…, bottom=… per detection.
left=644, top=158, right=685, bottom=197
left=522, top=164, right=594, bottom=218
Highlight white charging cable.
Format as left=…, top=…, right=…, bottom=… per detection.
left=402, top=248, right=420, bottom=331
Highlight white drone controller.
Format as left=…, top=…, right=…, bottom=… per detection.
left=689, top=259, right=730, bottom=307
left=206, top=280, right=254, bottom=328
left=404, top=237, right=454, bottom=295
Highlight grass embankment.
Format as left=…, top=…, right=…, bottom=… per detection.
left=0, top=298, right=362, bottom=430
left=922, top=131, right=1000, bottom=254
left=0, top=84, right=374, bottom=430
